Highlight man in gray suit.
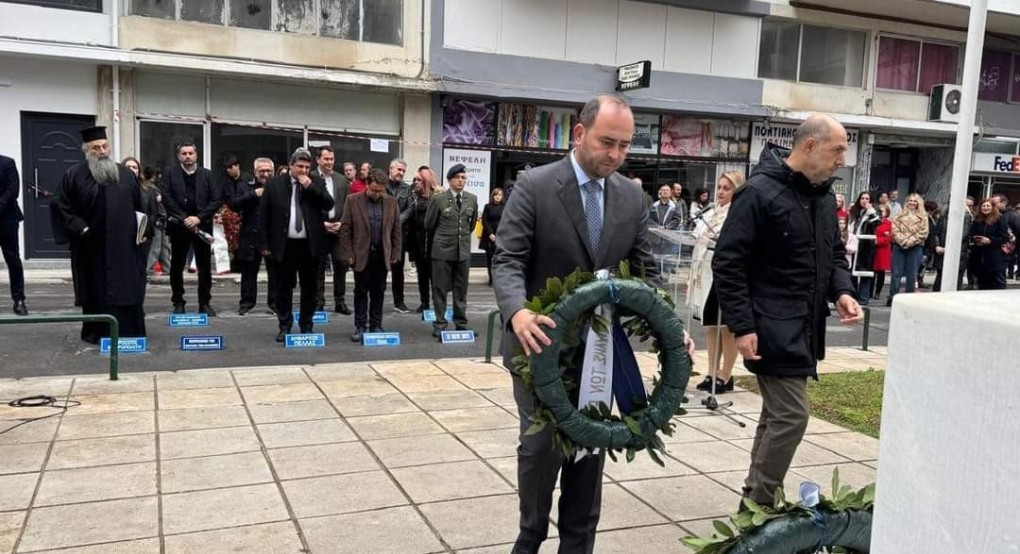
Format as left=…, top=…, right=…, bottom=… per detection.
left=425, top=164, right=478, bottom=337
left=312, top=146, right=351, bottom=315
left=493, top=95, right=692, bottom=554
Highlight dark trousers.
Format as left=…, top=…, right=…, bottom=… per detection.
left=317, top=237, right=348, bottom=308
left=512, top=375, right=603, bottom=553
left=390, top=250, right=405, bottom=306
left=273, top=239, right=320, bottom=332
left=353, top=250, right=388, bottom=330
left=0, top=229, right=25, bottom=302
left=745, top=375, right=809, bottom=506
left=169, top=227, right=212, bottom=307
left=977, top=269, right=1007, bottom=290
left=873, top=271, right=886, bottom=298
left=484, top=248, right=495, bottom=285
left=411, top=247, right=431, bottom=308
left=239, top=254, right=276, bottom=309
left=431, top=258, right=469, bottom=329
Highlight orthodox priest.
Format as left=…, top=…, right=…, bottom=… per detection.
left=54, top=126, right=151, bottom=344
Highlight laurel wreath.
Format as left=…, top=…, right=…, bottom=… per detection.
left=512, top=261, right=692, bottom=465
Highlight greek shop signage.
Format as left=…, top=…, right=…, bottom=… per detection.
left=750, top=122, right=859, bottom=167
left=616, top=60, right=652, bottom=92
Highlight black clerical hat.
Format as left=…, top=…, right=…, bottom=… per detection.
left=79, top=126, right=107, bottom=143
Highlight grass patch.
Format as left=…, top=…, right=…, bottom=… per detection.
left=734, top=370, right=884, bottom=438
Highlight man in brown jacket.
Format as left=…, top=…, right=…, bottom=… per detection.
left=339, top=168, right=402, bottom=342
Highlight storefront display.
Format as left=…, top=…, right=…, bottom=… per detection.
left=442, top=99, right=497, bottom=146
left=660, top=116, right=749, bottom=159
left=497, top=103, right=577, bottom=150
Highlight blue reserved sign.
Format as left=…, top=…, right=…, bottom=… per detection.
left=99, top=337, right=148, bottom=354
left=181, top=336, right=224, bottom=351
left=440, top=330, right=476, bottom=344
left=168, top=313, right=208, bottom=327
left=363, top=332, right=401, bottom=346
left=285, top=333, right=326, bottom=348
left=422, top=308, right=454, bottom=322
left=293, top=311, right=329, bottom=324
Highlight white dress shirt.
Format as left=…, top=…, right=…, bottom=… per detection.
left=288, top=179, right=307, bottom=239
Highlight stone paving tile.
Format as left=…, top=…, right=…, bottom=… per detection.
left=660, top=422, right=718, bottom=445
left=70, top=374, right=155, bottom=396
left=48, top=434, right=155, bottom=470
left=67, top=392, right=155, bottom=415
left=0, top=418, right=59, bottom=446
left=805, top=416, right=851, bottom=434
left=477, top=387, right=516, bottom=407
left=595, top=522, right=692, bottom=552
left=603, top=450, right=697, bottom=482
left=728, top=438, right=852, bottom=467
left=300, top=506, right=444, bottom=554
left=163, top=521, right=304, bottom=554
left=587, top=484, right=669, bottom=530
left=671, top=440, right=751, bottom=473
left=159, top=426, right=259, bottom=460
left=267, top=442, right=380, bottom=480
left=484, top=457, right=518, bottom=489
left=792, top=462, right=877, bottom=490
left=56, top=411, right=155, bottom=441
left=230, top=366, right=310, bottom=386
left=0, top=442, right=49, bottom=475
left=391, top=460, right=513, bottom=503
left=681, top=414, right=759, bottom=441
left=280, top=471, right=407, bottom=518
left=257, top=419, right=356, bottom=449
left=161, top=452, right=273, bottom=493
left=621, top=475, right=738, bottom=522
left=161, top=483, right=289, bottom=535
left=0, top=377, right=75, bottom=403
left=28, top=537, right=161, bottom=553
left=241, top=383, right=325, bottom=405
left=0, top=473, right=37, bottom=511
left=0, top=512, right=21, bottom=554
left=404, top=389, right=493, bottom=411
left=703, top=470, right=751, bottom=495
left=156, top=370, right=235, bottom=391
left=303, top=362, right=377, bottom=382
left=157, top=406, right=251, bottom=432
left=387, top=375, right=470, bottom=394
left=418, top=494, right=519, bottom=550
left=34, top=462, right=156, bottom=507
left=368, top=433, right=477, bottom=468
left=248, top=399, right=338, bottom=424
left=328, top=392, right=419, bottom=417
left=371, top=360, right=445, bottom=377
left=157, top=387, right=243, bottom=410
left=456, top=428, right=520, bottom=459
left=804, top=431, right=880, bottom=461
left=345, top=412, right=444, bottom=440
left=317, top=376, right=400, bottom=399
left=450, top=372, right=511, bottom=390
left=17, top=496, right=158, bottom=552
left=433, top=359, right=506, bottom=375
left=429, top=406, right=518, bottom=433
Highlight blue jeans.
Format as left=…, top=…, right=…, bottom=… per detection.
left=891, top=245, right=923, bottom=298
left=857, top=276, right=873, bottom=306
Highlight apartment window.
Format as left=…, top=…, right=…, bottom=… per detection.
left=138, top=120, right=206, bottom=173
left=2, top=0, right=101, bottom=11
left=1013, top=54, right=1020, bottom=103
left=758, top=21, right=866, bottom=87
left=876, top=36, right=960, bottom=94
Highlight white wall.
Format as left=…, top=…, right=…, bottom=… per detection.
left=0, top=3, right=112, bottom=46
left=443, top=0, right=760, bottom=79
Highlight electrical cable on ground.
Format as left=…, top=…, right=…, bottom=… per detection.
left=1, top=396, right=80, bottom=436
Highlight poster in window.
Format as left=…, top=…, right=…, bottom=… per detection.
left=660, top=116, right=749, bottom=159
left=630, top=113, right=660, bottom=155
left=1012, top=54, right=1020, bottom=104
left=497, top=103, right=578, bottom=150
left=979, top=50, right=1011, bottom=102
left=443, top=99, right=497, bottom=146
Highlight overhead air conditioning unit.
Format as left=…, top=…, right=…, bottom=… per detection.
left=928, top=84, right=962, bottom=123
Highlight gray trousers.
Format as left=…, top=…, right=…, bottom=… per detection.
left=512, top=375, right=603, bottom=554
left=745, top=375, right=809, bottom=506
left=431, top=258, right=469, bottom=329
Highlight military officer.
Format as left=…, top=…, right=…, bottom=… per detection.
left=425, top=163, right=478, bottom=337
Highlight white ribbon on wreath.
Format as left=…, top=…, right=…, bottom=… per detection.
left=575, top=269, right=614, bottom=461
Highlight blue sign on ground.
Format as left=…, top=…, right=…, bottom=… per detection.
left=285, top=333, right=326, bottom=348
left=440, top=330, right=476, bottom=344
left=180, top=336, right=224, bottom=351
left=168, top=313, right=208, bottom=327
left=422, top=308, right=454, bottom=322
left=363, top=332, right=401, bottom=346
left=99, top=337, right=148, bottom=353
left=293, top=311, right=329, bottom=324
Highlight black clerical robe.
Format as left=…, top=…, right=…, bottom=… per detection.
left=54, top=162, right=151, bottom=342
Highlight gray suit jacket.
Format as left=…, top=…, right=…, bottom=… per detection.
left=492, top=156, right=657, bottom=370
left=311, top=169, right=349, bottom=223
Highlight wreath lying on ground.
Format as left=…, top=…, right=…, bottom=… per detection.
left=512, top=261, right=692, bottom=465
left=682, top=469, right=875, bottom=554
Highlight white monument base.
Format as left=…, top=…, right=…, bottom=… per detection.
left=872, top=291, right=1020, bottom=553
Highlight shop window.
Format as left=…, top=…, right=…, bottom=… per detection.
left=443, top=99, right=497, bottom=146
left=497, top=103, right=577, bottom=150
left=660, top=116, right=749, bottom=159
left=758, top=21, right=866, bottom=87
left=3, top=0, right=102, bottom=12
left=876, top=36, right=960, bottom=93
left=138, top=120, right=205, bottom=174
left=307, top=132, right=401, bottom=172
left=211, top=124, right=304, bottom=176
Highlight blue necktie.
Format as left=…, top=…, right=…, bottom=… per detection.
left=583, top=180, right=603, bottom=253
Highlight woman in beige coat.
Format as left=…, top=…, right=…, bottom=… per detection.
left=887, top=193, right=928, bottom=305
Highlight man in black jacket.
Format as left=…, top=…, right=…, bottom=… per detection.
left=0, top=155, right=27, bottom=315
left=259, top=148, right=334, bottom=341
left=386, top=159, right=412, bottom=314
left=712, top=114, right=862, bottom=509
left=229, top=157, right=275, bottom=315
left=160, top=141, right=222, bottom=316
left=312, top=146, right=351, bottom=315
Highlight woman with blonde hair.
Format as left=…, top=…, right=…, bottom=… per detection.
left=887, top=192, right=928, bottom=304
left=688, top=170, right=744, bottom=393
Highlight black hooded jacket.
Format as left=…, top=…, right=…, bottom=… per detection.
left=712, top=145, right=855, bottom=378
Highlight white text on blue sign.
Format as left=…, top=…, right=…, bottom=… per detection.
left=168, top=313, right=209, bottom=327
left=285, top=333, right=326, bottom=348
left=99, top=337, right=148, bottom=353
left=180, top=336, right=224, bottom=351
left=363, top=332, right=401, bottom=346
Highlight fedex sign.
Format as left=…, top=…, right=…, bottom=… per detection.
left=972, top=152, right=1020, bottom=173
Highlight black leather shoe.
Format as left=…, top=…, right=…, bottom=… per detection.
left=369, top=326, right=384, bottom=333
left=173, top=303, right=186, bottom=314
left=199, top=305, right=217, bottom=317
left=300, top=326, right=314, bottom=334
left=276, top=328, right=290, bottom=343
left=316, top=303, right=325, bottom=312
left=695, top=377, right=713, bottom=391
left=13, top=301, right=28, bottom=316
left=351, top=328, right=365, bottom=342
left=432, top=327, right=444, bottom=338
left=336, top=302, right=351, bottom=315
left=455, top=325, right=472, bottom=332
left=238, top=304, right=254, bottom=316
left=394, top=303, right=411, bottom=314
left=415, top=303, right=428, bottom=314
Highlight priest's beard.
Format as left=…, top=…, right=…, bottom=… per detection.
left=86, top=154, right=119, bottom=185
